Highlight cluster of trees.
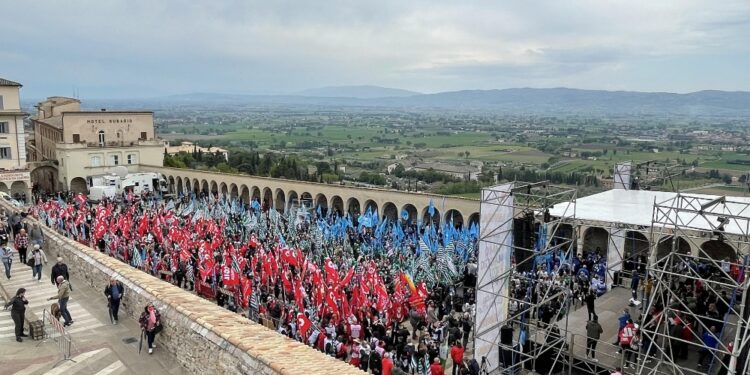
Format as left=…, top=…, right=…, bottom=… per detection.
left=164, top=147, right=231, bottom=172
left=165, top=148, right=352, bottom=183
left=705, top=169, right=734, bottom=184
left=390, top=164, right=461, bottom=184
left=498, top=167, right=600, bottom=187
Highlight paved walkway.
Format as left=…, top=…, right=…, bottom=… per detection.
left=0, top=250, right=185, bottom=375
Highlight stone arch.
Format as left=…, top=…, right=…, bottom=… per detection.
left=70, top=177, right=88, bottom=194
left=0, top=182, right=8, bottom=193
left=288, top=190, right=299, bottom=211
left=346, top=197, right=361, bottom=218
left=262, top=187, right=273, bottom=209
left=421, top=206, right=441, bottom=227
left=275, top=189, right=286, bottom=212
left=10, top=181, right=27, bottom=199
left=624, top=231, right=649, bottom=271
left=251, top=186, right=261, bottom=203
left=363, top=199, right=379, bottom=217
left=382, top=202, right=398, bottom=221
left=230, top=183, right=239, bottom=199
left=444, top=209, right=464, bottom=228
left=210, top=180, right=219, bottom=195
left=201, top=179, right=209, bottom=194
left=240, top=185, right=250, bottom=204
left=401, top=204, right=418, bottom=224
left=168, top=176, right=176, bottom=194
left=468, top=212, right=480, bottom=228
left=330, top=196, right=344, bottom=217
left=582, top=227, right=609, bottom=256
left=300, top=192, right=313, bottom=209
left=220, top=182, right=228, bottom=196
left=315, top=193, right=328, bottom=212
left=192, top=179, right=200, bottom=194
left=700, top=240, right=737, bottom=261
left=30, top=165, right=58, bottom=194
left=655, top=236, right=690, bottom=260
left=176, top=177, right=184, bottom=195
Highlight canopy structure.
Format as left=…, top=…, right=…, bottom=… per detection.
left=549, top=189, right=750, bottom=236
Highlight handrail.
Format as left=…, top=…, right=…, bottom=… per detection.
left=566, top=332, right=707, bottom=375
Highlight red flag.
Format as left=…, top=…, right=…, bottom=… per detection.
left=297, top=313, right=312, bottom=337
left=340, top=267, right=355, bottom=288
left=222, top=264, right=239, bottom=286
left=281, top=248, right=298, bottom=267
left=240, top=276, right=252, bottom=308
left=326, top=289, right=339, bottom=315
left=324, top=258, right=339, bottom=285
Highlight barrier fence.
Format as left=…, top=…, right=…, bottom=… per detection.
left=43, top=309, right=76, bottom=368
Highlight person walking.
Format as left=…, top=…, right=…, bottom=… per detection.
left=450, top=342, right=464, bottom=375
left=104, top=278, right=125, bottom=324
left=30, top=244, right=48, bottom=282
left=48, top=275, right=73, bottom=327
left=29, top=223, right=45, bottom=249
left=1, top=241, right=13, bottom=279
left=139, top=302, right=161, bottom=354
left=15, top=228, right=29, bottom=265
left=585, top=290, right=596, bottom=320
left=3, top=288, right=28, bottom=342
left=586, top=315, right=603, bottom=361
left=50, top=257, right=71, bottom=289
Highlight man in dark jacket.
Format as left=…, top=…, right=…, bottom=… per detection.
left=4, top=288, right=28, bottom=342
left=50, top=257, right=70, bottom=287
left=104, top=278, right=125, bottom=324
left=586, top=315, right=603, bottom=360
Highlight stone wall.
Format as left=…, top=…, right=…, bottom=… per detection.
left=5, top=202, right=364, bottom=375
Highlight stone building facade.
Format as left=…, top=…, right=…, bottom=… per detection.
left=28, top=97, right=164, bottom=193
left=0, top=78, right=32, bottom=201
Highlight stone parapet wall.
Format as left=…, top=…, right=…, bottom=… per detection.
left=3, top=202, right=364, bottom=375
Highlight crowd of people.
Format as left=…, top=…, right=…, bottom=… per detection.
left=27, top=190, right=481, bottom=374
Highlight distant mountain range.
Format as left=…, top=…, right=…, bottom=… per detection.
left=137, top=86, right=750, bottom=117
left=295, top=85, right=421, bottom=98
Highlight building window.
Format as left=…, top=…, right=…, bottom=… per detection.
left=127, top=153, right=137, bottom=165
left=0, top=122, right=8, bottom=133
left=73, top=134, right=80, bottom=143
left=91, top=156, right=101, bottom=167
left=0, top=95, right=3, bottom=110
left=140, top=132, right=147, bottom=140
left=111, top=155, right=119, bottom=165
left=98, top=130, right=105, bottom=147
left=0, top=147, right=10, bottom=159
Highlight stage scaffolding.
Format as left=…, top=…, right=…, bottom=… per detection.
left=474, top=181, right=578, bottom=374
left=640, top=194, right=750, bottom=375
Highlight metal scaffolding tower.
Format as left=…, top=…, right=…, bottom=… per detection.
left=641, top=194, right=750, bottom=375
left=474, top=181, right=578, bottom=374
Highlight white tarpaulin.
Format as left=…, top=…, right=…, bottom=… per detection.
left=613, top=162, right=632, bottom=190
left=474, top=183, right=514, bottom=370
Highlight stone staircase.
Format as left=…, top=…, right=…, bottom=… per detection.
left=12, top=347, right=129, bottom=375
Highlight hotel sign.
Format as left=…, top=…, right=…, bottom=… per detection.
left=0, top=171, right=30, bottom=182
left=86, top=118, right=135, bottom=124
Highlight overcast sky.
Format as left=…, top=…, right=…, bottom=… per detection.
left=2, top=0, right=749, bottom=98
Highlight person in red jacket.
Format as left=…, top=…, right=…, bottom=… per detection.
left=450, top=342, right=465, bottom=375
left=381, top=352, right=394, bottom=375
left=430, top=357, right=446, bottom=375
